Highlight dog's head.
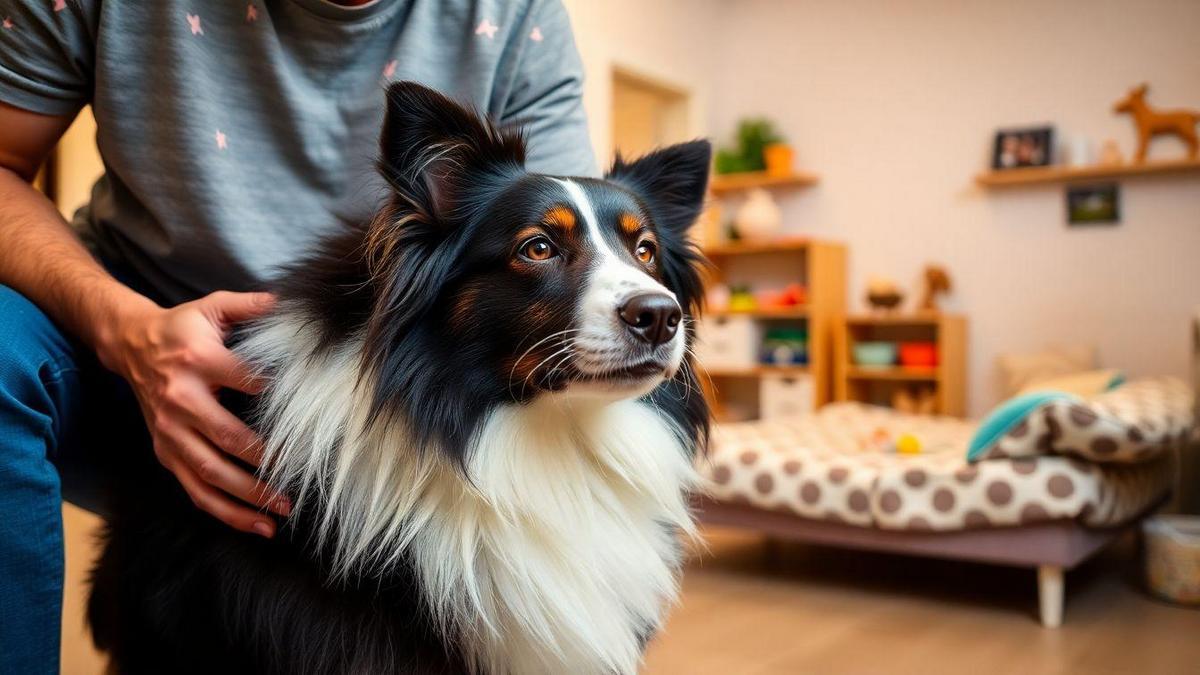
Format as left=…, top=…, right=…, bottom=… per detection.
left=352, top=82, right=710, bottom=458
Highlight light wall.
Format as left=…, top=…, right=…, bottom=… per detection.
left=562, top=0, right=721, bottom=163
left=707, top=0, right=1200, bottom=414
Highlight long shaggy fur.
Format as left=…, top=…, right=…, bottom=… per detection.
left=88, top=82, right=712, bottom=674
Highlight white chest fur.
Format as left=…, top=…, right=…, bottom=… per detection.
left=238, top=319, right=698, bottom=674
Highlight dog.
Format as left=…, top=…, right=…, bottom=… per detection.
left=87, top=81, right=711, bottom=675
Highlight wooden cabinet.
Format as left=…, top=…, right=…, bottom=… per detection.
left=834, top=314, right=967, bottom=417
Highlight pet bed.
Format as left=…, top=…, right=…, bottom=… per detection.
left=696, top=377, right=1194, bottom=627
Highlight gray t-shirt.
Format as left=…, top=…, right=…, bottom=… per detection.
left=0, top=0, right=595, bottom=302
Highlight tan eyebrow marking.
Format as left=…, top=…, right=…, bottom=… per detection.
left=618, top=212, right=642, bottom=235
left=543, top=205, right=576, bottom=231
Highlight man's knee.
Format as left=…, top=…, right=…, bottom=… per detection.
left=0, top=284, right=77, bottom=403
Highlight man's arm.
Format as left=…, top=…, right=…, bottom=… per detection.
left=0, top=101, right=289, bottom=536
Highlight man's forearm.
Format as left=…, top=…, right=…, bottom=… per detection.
left=0, top=167, right=157, bottom=362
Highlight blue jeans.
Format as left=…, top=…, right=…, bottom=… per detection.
left=0, top=284, right=150, bottom=674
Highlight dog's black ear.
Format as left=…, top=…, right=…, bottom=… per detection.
left=379, top=81, right=525, bottom=225
left=606, top=140, right=712, bottom=235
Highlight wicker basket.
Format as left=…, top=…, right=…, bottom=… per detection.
left=1144, top=515, right=1200, bottom=605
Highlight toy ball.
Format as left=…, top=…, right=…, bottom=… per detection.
left=896, top=433, right=922, bottom=455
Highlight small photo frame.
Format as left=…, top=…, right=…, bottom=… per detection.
left=992, top=126, right=1054, bottom=169
left=1066, top=184, right=1120, bottom=225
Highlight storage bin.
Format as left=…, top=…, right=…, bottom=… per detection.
left=695, top=316, right=761, bottom=370
left=759, top=373, right=814, bottom=420
left=1143, top=515, right=1200, bottom=605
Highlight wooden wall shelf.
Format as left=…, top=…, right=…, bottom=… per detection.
left=703, top=237, right=810, bottom=257
left=845, top=366, right=938, bottom=381
left=706, top=364, right=810, bottom=378
left=710, top=170, right=819, bottom=195
left=706, top=307, right=809, bottom=319
left=975, top=158, right=1200, bottom=187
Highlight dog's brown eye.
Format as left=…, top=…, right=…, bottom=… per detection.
left=635, top=241, right=657, bottom=264
left=520, top=237, right=558, bottom=262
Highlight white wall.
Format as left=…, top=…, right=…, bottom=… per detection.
left=562, top=0, right=722, bottom=163
left=707, top=0, right=1200, bottom=414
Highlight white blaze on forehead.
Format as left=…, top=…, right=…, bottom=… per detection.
left=553, top=178, right=684, bottom=381
left=552, top=178, right=670, bottom=297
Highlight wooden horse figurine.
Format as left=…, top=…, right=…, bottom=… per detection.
left=1113, top=83, right=1200, bottom=162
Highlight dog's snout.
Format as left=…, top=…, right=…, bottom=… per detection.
left=618, top=293, right=682, bottom=346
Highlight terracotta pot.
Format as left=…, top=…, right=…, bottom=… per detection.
left=763, top=143, right=794, bottom=176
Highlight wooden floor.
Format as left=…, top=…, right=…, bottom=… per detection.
left=63, top=511, right=1200, bottom=674
left=644, top=527, right=1200, bottom=675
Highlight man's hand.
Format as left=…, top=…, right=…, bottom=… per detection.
left=97, top=290, right=290, bottom=537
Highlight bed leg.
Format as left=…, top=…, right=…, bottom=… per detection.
left=1037, top=564, right=1064, bottom=628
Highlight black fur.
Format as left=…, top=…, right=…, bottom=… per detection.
left=89, top=82, right=711, bottom=674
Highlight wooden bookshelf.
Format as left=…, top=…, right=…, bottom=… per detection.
left=705, top=306, right=808, bottom=319
left=834, top=314, right=967, bottom=416
left=706, top=364, right=810, bottom=378
left=709, top=170, right=819, bottom=195
left=696, top=240, right=846, bottom=422
left=975, top=158, right=1200, bottom=187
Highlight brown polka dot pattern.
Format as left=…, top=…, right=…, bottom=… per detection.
left=754, top=473, right=774, bottom=495
left=1091, top=437, right=1118, bottom=456
left=953, top=467, right=978, bottom=484
left=986, top=481, right=1013, bottom=506
left=800, top=481, right=821, bottom=505
left=848, top=489, right=869, bottom=513
left=699, top=392, right=1181, bottom=533
left=1020, top=503, right=1049, bottom=523
left=907, top=516, right=932, bottom=531
left=1047, top=474, right=1074, bottom=499
left=932, top=488, right=956, bottom=512
left=964, top=510, right=991, bottom=528
left=880, top=489, right=902, bottom=514
left=711, top=464, right=732, bottom=485
left=1011, top=458, right=1037, bottom=475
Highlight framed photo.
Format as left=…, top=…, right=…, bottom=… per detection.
left=992, top=126, right=1054, bottom=169
left=1066, top=184, right=1120, bottom=225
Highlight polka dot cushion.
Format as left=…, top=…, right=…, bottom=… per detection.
left=698, top=396, right=1180, bottom=532
left=976, top=377, right=1194, bottom=464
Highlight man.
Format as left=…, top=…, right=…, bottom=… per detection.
left=0, top=1, right=594, bottom=670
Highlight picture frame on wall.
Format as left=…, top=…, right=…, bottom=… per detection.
left=1066, top=184, right=1120, bottom=225
left=992, top=126, right=1054, bottom=169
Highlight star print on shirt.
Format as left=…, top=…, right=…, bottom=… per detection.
left=52, top=0, right=66, bottom=12
left=186, top=13, right=203, bottom=35
left=474, top=19, right=498, bottom=39
left=215, top=130, right=227, bottom=150
left=246, top=4, right=258, bottom=22
left=529, top=26, right=543, bottom=42
left=382, top=59, right=397, bottom=79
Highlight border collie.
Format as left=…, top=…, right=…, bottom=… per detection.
left=88, top=82, right=711, bottom=674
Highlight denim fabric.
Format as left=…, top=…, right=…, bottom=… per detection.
left=0, top=285, right=147, bottom=675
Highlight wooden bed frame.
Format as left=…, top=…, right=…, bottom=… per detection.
left=693, top=496, right=1165, bottom=627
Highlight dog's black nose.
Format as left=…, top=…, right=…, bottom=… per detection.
left=618, top=293, right=682, bottom=346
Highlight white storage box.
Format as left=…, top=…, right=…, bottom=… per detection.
left=695, top=316, right=761, bottom=370
left=759, top=372, right=815, bottom=420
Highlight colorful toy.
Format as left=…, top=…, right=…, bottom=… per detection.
left=895, top=433, right=923, bottom=455
left=727, top=285, right=757, bottom=312
left=760, top=327, right=808, bottom=365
